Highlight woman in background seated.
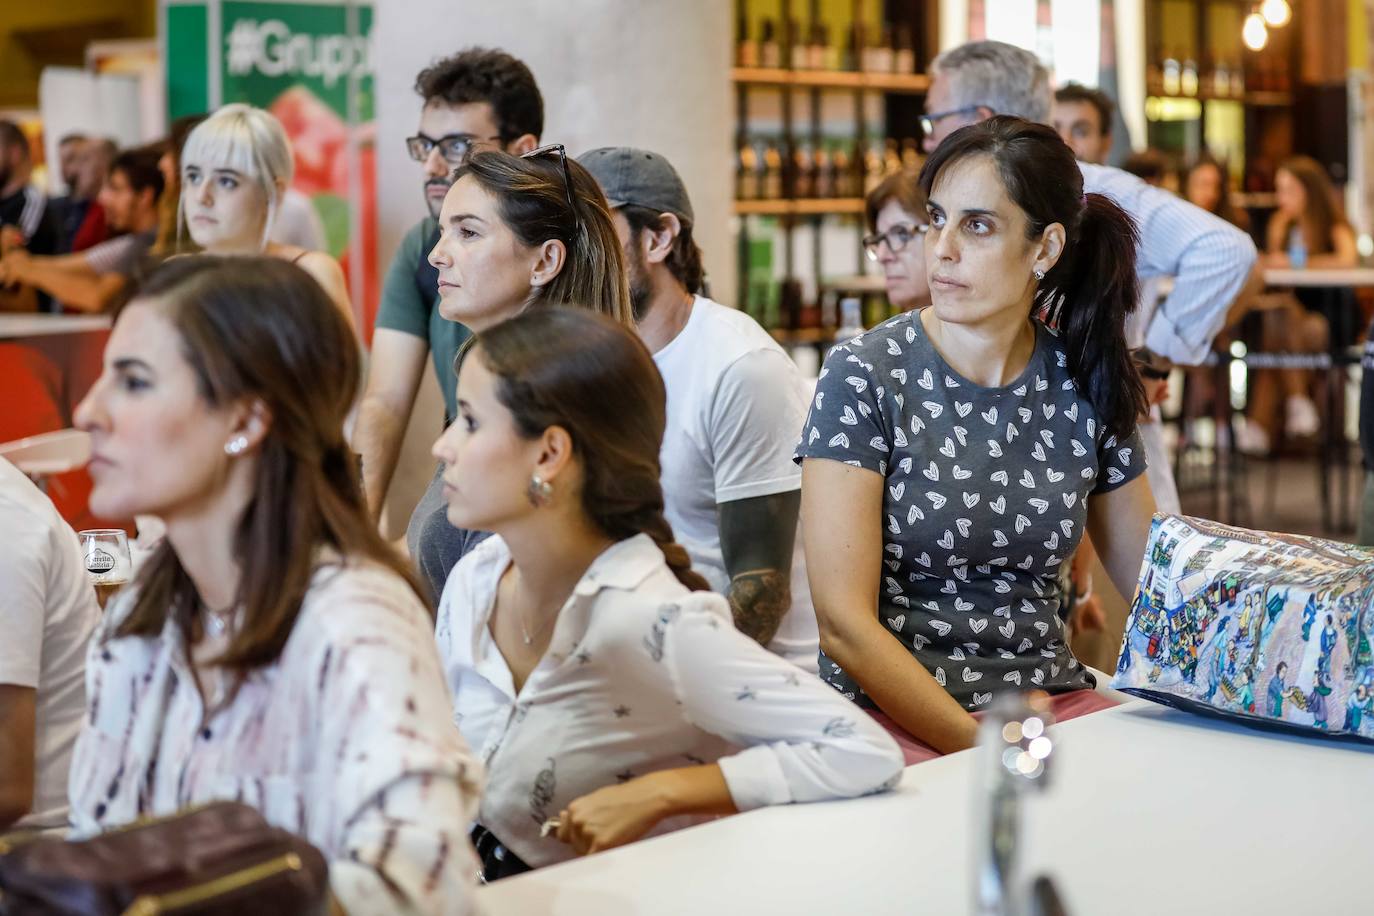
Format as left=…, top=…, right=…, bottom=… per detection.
left=1182, top=155, right=1249, bottom=232
left=70, top=256, right=480, bottom=916
left=178, top=104, right=353, bottom=328
left=798, top=117, right=1157, bottom=764
left=1242, top=156, right=1360, bottom=453
left=864, top=169, right=931, bottom=312
left=433, top=308, right=902, bottom=880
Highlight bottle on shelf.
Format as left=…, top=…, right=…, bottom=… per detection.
left=813, top=142, right=834, bottom=199
left=843, top=22, right=863, bottom=72
left=821, top=23, right=842, bottom=71
left=1212, top=58, right=1230, bottom=98
left=784, top=18, right=803, bottom=69
left=759, top=18, right=781, bottom=69
left=831, top=142, right=853, bottom=199
left=1162, top=48, right=1181, bottom=96
left=835, top=296, right=865, bottom=345
left=780, top=278, right=804, bottom=330
left=1230, top=62, right=1245, bottom=98
left=869, top=25, right=894, bottom=73
left=1181, top=54, right=1198, bottom=97
left=883, top=138, right=902, bottom=176
left=793, top=140, right=816, bottom=199
left=894, top=23, right=916, bottom=74
left=1147, top=47, right=1164, bottom=95
left=807, top=22, right=827, bottom=70
left=736, top=138, right=759, bottom=201
left=762, top=140, right=784, bottom=200
left=863, top=139, right=885, bottom=195
left=901, top=137, right=922, bottom=172
left=737, top=16, right=758, bottom=68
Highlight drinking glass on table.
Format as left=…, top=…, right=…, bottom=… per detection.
left=79, top=528, right=132, bottom=609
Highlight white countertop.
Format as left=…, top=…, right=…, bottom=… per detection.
left=1262, top=267, right=1374, bottom=288
left=0, top=314, right=111, bottom=339
left=476, top=699, right=1374, bottom=915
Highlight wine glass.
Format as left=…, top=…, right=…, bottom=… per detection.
left=79, top=528, right=132, bottom=609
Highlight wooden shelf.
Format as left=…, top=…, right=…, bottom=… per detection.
left=1147, top=90, right=1293, bottom=106
left=734, top=198, right=866, bottom=216
left=732, top=67, right=929, bottom=94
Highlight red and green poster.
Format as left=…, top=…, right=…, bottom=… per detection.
left=162, top=0, right=379, bottom=340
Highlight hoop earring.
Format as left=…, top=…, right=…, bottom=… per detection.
left=224, top=436, right=249, bottom=456
left=1033, top=268, right=1046, bottom=281
left=527, top=473, right=554, bottom=508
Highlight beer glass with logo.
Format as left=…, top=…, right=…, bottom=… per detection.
left=79, top=528, right=132, bottom=609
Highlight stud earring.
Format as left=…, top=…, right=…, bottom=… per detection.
left=224, top=436, right=249, bottom=456
left=527, top=473, right=554, bottom=507
left=1033, top=268, right=1046, bottom=281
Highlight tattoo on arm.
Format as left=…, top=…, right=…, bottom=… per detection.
left=719, top=490, right=801, bottom=646
left=728, top=568, right=792, bottom=645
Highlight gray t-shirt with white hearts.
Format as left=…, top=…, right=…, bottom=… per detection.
left=795, top=311, right=1146, bottom=710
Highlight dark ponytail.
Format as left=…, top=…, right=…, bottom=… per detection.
left=1039, top=192, right=1147, bottom=442
left=919, top=115, right=1147, bottom=442
left=477, top=307, right=711, bottom=592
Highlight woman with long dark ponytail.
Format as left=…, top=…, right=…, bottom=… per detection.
left=432, top=307, right=902, bottom=880
left=797, top=116, right=1157, bottom=764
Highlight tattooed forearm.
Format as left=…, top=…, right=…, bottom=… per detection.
left=728, top=568, right=792, bottom=645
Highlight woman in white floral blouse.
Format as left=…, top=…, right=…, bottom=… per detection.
left=432, top=307, right=903, bottom=881
left=69, top=255, right=482, bottom=916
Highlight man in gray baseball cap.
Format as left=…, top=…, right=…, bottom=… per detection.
left=578, top=146, right=819, bottom=673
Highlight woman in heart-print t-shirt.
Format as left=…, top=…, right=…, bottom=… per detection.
left=795, top=117, right=1159, bottom=763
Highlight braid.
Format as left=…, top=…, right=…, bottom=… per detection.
left=595, top=503, right=711, bottom=592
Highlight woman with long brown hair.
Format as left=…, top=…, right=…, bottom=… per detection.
left=407, top=145, right=633, bottom=599
left=1240, top=156, right=1359, bottom=452
left=69, top=256, right=480, bottom=915
left=432, top=307, right=902, bottom=880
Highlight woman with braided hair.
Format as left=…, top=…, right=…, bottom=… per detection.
left=432, top=307, right=902, bottom=880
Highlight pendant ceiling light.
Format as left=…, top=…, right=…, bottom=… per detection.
left=1260, top=0, right=1292, bottom=27
left=1242, top=12, right=1269, bottom=51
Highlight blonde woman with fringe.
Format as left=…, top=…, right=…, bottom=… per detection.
left=178, top=103, right=354, bottom=330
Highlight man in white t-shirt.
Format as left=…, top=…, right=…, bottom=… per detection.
left=0, top=457, right=99, bottom=831
left=580, top=147, right=818, bottom=671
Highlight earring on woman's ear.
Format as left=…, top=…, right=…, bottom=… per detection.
left=527, top=473, right=554, bottom=507
left=224, top=436, right=249, bottom=456
left=1033, top=268, right=1046, bottom=281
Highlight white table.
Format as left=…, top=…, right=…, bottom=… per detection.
left=477, top=700, right=1374, bottom=915
left=1262, top=267, right=1374, bottom=288
left=0, top=314, right=111, bottom=339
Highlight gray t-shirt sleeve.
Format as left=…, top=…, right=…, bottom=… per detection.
left=374, top=219, right=431, bottom=340
left=794, top=343, right=889, bottom=476
left=1091, top=424, right=1148, bottom=495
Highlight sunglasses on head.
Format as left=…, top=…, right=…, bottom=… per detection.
left=521, top=143, right=581, bottom=231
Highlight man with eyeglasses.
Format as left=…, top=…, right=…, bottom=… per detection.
left=354, top=47, right=542, bottom=526
left=918, top=40, right=1257, bottom=651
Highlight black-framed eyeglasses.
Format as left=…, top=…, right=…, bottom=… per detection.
left=405, top=132, right=503, bottom=165
left=863, top=222, right=928, bottom=261
left=919, top=105, right=989, bottom=137
left=522, top=143, right=581, bottom=230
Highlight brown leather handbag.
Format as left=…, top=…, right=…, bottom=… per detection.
left=0, top=802, right=329, bottom=915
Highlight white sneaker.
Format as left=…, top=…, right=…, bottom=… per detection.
left=1234, top=418, right=1271, bottom=456
left=1285, top=396, right=1320, bottom=437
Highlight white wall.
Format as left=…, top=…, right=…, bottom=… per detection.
left=372, top=0, right=734, bottom=535
left=374, top=0, right=734, bottom=299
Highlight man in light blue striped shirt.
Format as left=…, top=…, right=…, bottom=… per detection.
left=921, top=40, right=1257, bottom=370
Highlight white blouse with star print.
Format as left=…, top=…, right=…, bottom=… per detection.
left=68, top=558, right=483, bottom=916
left=435, top=533, right=904, bottom=869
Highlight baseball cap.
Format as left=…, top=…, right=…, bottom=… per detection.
left=577, top=147, right=694, bottom=223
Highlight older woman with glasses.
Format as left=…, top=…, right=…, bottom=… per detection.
left=864, top=169, right=931, bottom=312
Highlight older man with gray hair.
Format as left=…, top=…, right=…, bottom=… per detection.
left=921, top=40, right=1258, bottom=637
